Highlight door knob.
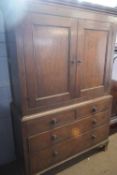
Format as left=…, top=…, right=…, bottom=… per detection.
left=77, top=60, right=82, bottom=64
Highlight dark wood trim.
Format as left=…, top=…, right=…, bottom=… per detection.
left=37, top=0, right=117, bottom=15
left=22, top=95, right=112, bottom=121
left=110, top=116, right=117, bottom=125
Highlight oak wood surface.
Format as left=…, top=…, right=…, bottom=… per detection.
left=77, top=20, right=113, bottom=98
left=22, top=14, right=78, bottom=109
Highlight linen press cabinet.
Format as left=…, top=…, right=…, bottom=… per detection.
left=5, top=0, right=117, bottom=174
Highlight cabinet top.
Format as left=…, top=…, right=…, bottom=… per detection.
left=35, top=0, right=117, bottom=15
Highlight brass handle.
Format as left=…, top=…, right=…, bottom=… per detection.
left=92, top=119, right=97, bottom=125
left=92, top=106, right=97, bottom=113
left=50, top=118, right=57, bottom=125
left=70, top=60, right=82, bottom=64
left=91, top=134, right=96, bottom=140
left=51, top=134, right=58, bottom=141
left=53, top=151, right=59, bottom=157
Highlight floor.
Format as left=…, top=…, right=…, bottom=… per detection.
left=0, top=133, right=117, bottom=175
left=57, top=133, right=117, bottom=175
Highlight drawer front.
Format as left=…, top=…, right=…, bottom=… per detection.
left=28, top=110, right=110, bottom=153
left=77, top=97, right=111, bottom=118
left=91, top=124, right=109, bottom=145
left=26, top=110, right=76, bottom=136
left=29, top=124, right=109, bottom=174
left=93, top=110, right=110, bottom=126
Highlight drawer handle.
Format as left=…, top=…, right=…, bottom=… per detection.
left=92, top=106, right=97, bottom=113
left=51, top=134, right=58, bottom=141
left=91, top=134, right=96, bottom=140
left=77, top=60, right=82, bottom=64
left=50, top=118, right=58, bottom=125
left=53, top=151, right=59, bottom=157
left=92, top=119, right=97, bottom=125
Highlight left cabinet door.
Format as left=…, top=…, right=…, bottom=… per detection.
left=18, top=14, right=78, bottom=110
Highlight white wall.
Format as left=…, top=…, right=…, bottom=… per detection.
left=0, top=10, right=15, bottom=165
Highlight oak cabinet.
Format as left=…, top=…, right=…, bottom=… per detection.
left=6, top=0, right=116, bottom=174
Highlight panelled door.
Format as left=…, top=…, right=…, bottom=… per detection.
left=76, top=20, right=114, bottom=98
left=22, top=14, right=78, bottom=109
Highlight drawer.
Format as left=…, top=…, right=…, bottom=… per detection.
left=77, top=97, right=111, bottom=118
left=30, top=124, right=109, bottom=174
left=26, top=110, right=76, bottom=136
left=28, top=110, right=110, bottom=153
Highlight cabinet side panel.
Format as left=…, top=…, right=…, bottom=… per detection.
left=5, top=29, right=22, bottom=114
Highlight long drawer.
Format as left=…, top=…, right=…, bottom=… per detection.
left=25, top=96, right=112, bottom=136
left=28, top=110, right=110, bottom=152
left=30, top=124, right=109, bottom=174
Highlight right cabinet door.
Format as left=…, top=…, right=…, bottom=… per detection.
left=76, top=20, right=114, bottom=98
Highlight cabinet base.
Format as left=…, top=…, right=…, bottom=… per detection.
left=35, top=139, right=109, bottom=175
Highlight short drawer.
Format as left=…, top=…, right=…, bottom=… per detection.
left=26, top=110, right=76, bottom=136
left=77, top=97, right=112, bottom=118
left=28, top=110, right=110, bottom=153
left=30, top=124, right=109, bottom=174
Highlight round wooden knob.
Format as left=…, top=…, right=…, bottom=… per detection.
left=92, top=106, right=97, bottom=113
left=92, top=119, right=97, bottom=125
left=51, top=118, right=57, bottom=125
left=51, top=134, right=57, bottom=141
left=53, top=151, right=58, bottom=157
left=91, top=134, right=96, bottom=140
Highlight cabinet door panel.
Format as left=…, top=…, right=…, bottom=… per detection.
left=33, top=26, right=69, bottom=99
left=82, top=30, right=107, bottom=88
left=77, top=20, right=113, bottom=98
left=22, top=14, right=77, bottom=109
